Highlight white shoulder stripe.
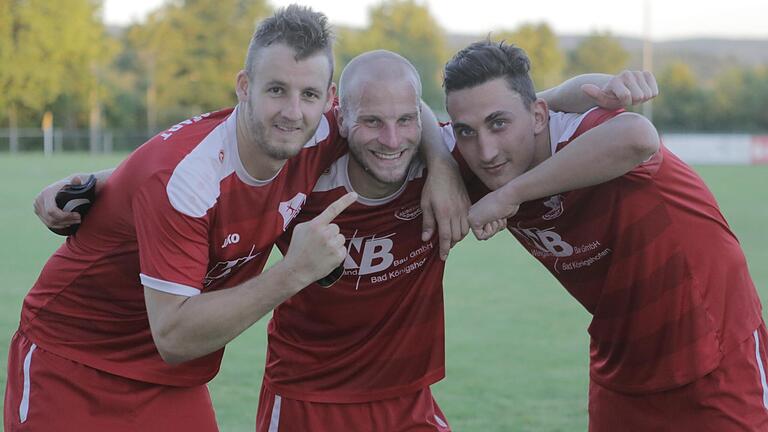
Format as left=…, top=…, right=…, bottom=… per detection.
left=440, top=123, right=456, bottom=152
left=140, top=273, right=201, bottom=296
left=313, top=154, right=348, bottom=193
left=303, top=115, right=331, bottom=148
left=548, top=107, right=598, bottom=154
left=167, top=119, right=234, bottom=218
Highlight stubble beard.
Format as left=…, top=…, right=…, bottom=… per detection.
left=348, top=144, right=413, bottom=188
left=247, top=105, right=316, bottom=161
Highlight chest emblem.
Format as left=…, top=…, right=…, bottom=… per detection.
left=542, top=194, right=564, bottom=220
left=279, top=193, right=307, bottom=230
left=394, top=205, right=422, bottom=221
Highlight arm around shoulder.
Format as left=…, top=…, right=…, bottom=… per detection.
left=612, top=112, right=660, bottom=164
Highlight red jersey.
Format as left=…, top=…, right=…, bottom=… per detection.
left=452, top=108, right=763, bottom=393
left=19, top=107, right=345, bottom=387
left=265, top=153, right=446, bottom=403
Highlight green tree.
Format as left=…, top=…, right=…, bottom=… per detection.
left=129, top=0, right=270, bottom=130
left=495, top=23, right=565, bottom=89
left=568, top=31, right=629, bottom=75
left=4, top=0, right=67, bottom=148
left=2, top=0, right=111, bottom=150
left=710, top=66, right=768, bottom=132
left=337, top=0, right=448, bottom=110
left=654, top=62, right=713, bottom=132
left=0, top=0, right=12, bottom=117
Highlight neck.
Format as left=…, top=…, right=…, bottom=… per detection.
left=346, top=157, right=407, bottom=200
left=235, top=104, right=284, bottom=180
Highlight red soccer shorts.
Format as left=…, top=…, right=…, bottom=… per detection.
left=255, top=381, right=451, bottom=432
left=4, top=331, right=219, bottom=432
left=589, top=322, right=768, bottom=431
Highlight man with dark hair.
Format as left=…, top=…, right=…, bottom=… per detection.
left=245, top=4, right=335, bottom=81
left=443, top=39, right=767, bottom=431
left=4, top=5, right=471, bottom=430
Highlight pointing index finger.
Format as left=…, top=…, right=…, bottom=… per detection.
left=314, top=192, right=358, bottom=225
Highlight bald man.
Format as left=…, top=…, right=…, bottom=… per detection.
left=260, top=50, right=452, bottom=431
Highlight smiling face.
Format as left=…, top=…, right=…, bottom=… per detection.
left=337, top=52, right=422, bottom=199
left=446, top=77, right=549, bottom=191
left=341, top=79, right=421, bottom=197
left=236, top=42, right=335, bottom=165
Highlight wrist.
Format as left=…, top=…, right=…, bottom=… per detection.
left=269, top=258, right=313, bottom=294
left=498, top=180, right=524, bottom=208
left=426, top=154, right=457, bottom=175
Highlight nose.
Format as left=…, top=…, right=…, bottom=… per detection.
left=477, top=133, right=500, bottom=164
left=280, top=94, right=302, bottom=122
left=378, top=123, right=400, bottom=151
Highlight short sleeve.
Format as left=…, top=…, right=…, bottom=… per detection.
left=134, top=173, right=210, bottom=296
left=557, top=108, right=662, bottom=180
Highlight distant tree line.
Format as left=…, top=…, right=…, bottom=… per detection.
left=2, top=0, right=767, bottom=151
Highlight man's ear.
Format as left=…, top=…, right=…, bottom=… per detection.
left=533, top=98, right=548, bottom=135
left=324, top=82, right=337, bottom=113
left=235, top=70, right=249, bottom=103
left=335, top=105, right=349, bottom=138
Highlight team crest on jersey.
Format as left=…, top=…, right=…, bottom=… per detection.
left=542, top=195, right=564, bottom=220
left=279, top=193, right=307, bottom=230
left=394, top=205, right=422, bottom=221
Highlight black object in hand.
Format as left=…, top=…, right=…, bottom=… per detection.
left=49, top=175, right=97, bottom=236
left=316, top=263, right=345, bottom=288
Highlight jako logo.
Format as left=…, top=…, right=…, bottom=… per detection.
left=221, top=233, right=240, bottom=248
left=344, top=234, right=395, bottom=275
left=395, top=205, right=422, bottom=221
left=279, top=193, right=307, bottom=230
left=510, top=226, right=573, bottom=257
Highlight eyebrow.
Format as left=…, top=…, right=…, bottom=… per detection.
left=264, top=80, right=287, bottom=88
left=485, top=111, right=509, bottom=123
left=452, top=122, right=471, bottom=130
left=357, top=111, right=419, bottom=119
left=264, top=80, right=324, bottom=94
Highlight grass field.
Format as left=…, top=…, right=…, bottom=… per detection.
left=0, top=153, right=766, bottom=431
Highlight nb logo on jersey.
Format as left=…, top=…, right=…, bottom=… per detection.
left=221, top=233, right=240, bottom=248
left=344, top=234, right=395, bottom=275
left=542, top=195, right=564, bottom=220
left=511, top=226, right=574, bottom=257
left=279, top=193, right=307, bottom=231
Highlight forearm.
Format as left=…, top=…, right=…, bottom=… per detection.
left=500, top=113, right=659, bottom=205
left=147, top=259, right=307, bottom=364
left=538, top=73, right=612, bottom=113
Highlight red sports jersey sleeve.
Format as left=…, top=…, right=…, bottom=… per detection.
left=264, top=154, right=446, bottom=403
left=134, top=173, right=211, bottom=294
